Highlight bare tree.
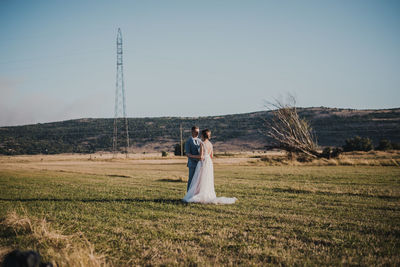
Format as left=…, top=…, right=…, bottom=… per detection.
left=265, top=95, right=320, bottom=158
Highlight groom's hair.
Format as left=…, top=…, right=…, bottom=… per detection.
left=191, top=126, right=199, bottom=131
left=201, top=129, right=211, bottom=140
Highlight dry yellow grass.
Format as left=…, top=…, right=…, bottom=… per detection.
left=1, top=210, right=108, bottom=267
left=0, top=152, right=399, bottom=265
left=248, top=150, right=400, bottom=166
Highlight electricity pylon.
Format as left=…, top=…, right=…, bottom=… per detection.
left=112, top=28, right=130, bottom=158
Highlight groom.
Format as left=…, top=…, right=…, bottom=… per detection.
left=185, top=126, right=200, bottom=191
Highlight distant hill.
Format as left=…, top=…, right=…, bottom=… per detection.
left=0, top=107, right=399, bottom=155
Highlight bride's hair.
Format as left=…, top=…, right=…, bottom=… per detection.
left=201, top=129, right=211, bottom=140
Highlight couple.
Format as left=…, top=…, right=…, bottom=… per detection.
left=182, top=126, right=237, bottom=204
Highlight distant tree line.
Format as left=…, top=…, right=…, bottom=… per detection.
left=342, top=136, right=400, bottom=152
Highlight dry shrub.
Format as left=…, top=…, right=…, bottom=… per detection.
left=391, top=159, right=400, bottom=167
left=312, top=158, right=339, bottom=166
left=259, top=155, right=291, bottom=166
left=1, top=210, right=109, bottom=267
left=381, top=159, right=400, bottom=166
left=2, top=211, right=33, bottom=233
left=326, top=159, right=339, bottom=166
left=266, top=95, right=320, bottom=159
left=337, top=158, right=354, bottom=166
left=336, top=156, right=399, bottom=166
left=251, top=151, right=400, bottom=166
left=358, top=159, right=375, bottom=166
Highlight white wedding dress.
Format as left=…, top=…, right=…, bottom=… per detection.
left=182, top=140, right=237, bottom=204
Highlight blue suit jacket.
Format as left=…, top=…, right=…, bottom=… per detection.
left=185, top=136, right=200, bottom=168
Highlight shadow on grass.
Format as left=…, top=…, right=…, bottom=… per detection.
left=157, top=178, right=186, bottom=183
left=272, top=187, right=399, bottom=200
left=0, top=198, right=188, bottom=205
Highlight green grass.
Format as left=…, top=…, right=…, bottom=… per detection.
left=1, top=161, right=400, bottom=265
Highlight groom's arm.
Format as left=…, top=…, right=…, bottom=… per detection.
left=187, top=143, right=203, bottom=160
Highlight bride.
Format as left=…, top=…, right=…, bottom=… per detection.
left=182, top=129, right=237, bottom=204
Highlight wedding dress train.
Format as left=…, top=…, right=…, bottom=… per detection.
left=182, top=141, right=237, bottom=204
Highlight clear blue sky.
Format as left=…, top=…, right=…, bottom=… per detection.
left=0, top=0, right=399, bottom=126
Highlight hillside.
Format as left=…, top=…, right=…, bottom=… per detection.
left=0, top=107, right=399, bottom=155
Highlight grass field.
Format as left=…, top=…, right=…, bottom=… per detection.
left=0, top=154, right=399, bottom=266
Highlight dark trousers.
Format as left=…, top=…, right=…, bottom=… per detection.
left=187, top=166, right=197, bottom=192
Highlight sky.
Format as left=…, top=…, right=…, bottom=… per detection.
left=0, top=0, right=399, bottom=126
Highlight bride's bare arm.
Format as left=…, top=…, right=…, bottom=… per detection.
left=200, top=143, right=205, bottom=160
